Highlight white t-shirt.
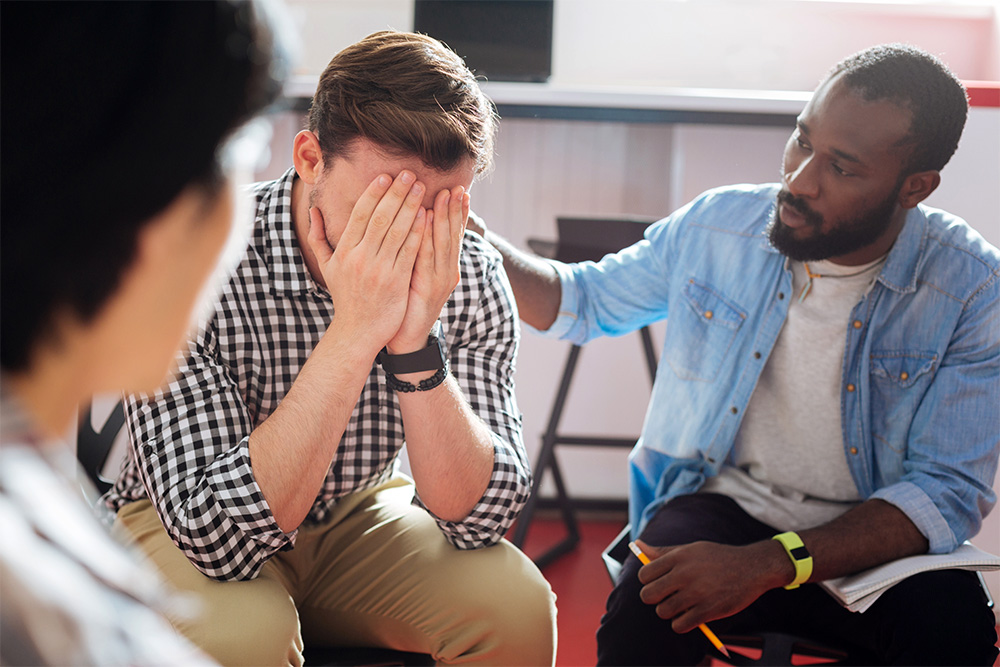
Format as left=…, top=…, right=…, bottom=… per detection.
left=701, top=255, right=885, bottom=531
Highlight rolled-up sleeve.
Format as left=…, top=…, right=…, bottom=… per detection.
left=870, top=270, right=1000, bottom=553
left=413, top=239, right=531, bottom=548
left=126, top=323, right=293, bottom=581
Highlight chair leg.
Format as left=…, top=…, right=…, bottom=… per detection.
left=639, top=325, right=658, bottom=385
left=510, top=345, right=583, bottom=565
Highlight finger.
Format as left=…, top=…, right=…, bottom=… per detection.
left=669, top=603, right=709, bottom=635
left=369, top=172, right=424, bottom=255
left=460, top=191, right=471, bottom=235
left=340, top=173, right=392, bottom=249
left=395, top=206, right=427, bottom=272
left=307, top=207, right=333, bottom=265
left=446, top=186, right=467, bottom=264
left=449, top=185, right=467, bottom=238
left=410, top=208, right=434, bottom=278
left=419, top=208, right=435, bottom=267
left=431, top=189, right=451, bottom=270
left=639, top=570, right=680, bottom=606
left=453, top=190, right=470, bottom=266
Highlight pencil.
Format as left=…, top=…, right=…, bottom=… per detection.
left=628, top=541, right=731, bottom=659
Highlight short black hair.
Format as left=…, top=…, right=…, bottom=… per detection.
left=828, top=43, right=968, bottom=174
left=1, top=1, right=286, bottom=371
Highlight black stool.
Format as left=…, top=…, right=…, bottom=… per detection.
left=510, top=216, right=656, bottom=569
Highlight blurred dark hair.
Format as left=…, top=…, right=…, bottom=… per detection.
left=1, top=0, right=286, bottom=371
left=828, top=43, right=968, bottom=174
left=307, top=30, right=497, bottom=176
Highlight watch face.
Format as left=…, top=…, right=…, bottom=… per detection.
left=791, top=546, right=810, bottom=560
left=430, top=320, right=443, bottom=342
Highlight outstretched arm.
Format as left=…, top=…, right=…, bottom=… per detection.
left=466, top=212, right=561, bottom=331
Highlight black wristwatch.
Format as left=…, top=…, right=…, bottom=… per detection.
left=377, top=321, right=448, bottom=391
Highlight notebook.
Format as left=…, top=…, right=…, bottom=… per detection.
left=819, top=541, right=1000, bottom=613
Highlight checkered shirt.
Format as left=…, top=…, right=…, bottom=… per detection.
left=103, top=168, right=530, bottom=581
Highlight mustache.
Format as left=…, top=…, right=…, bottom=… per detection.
left=776, top=189, right=823, bottom=227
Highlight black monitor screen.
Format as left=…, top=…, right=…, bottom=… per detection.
left=414, top=1, right=553, bottom=83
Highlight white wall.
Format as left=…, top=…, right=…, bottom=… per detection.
left=285, top=0, right=1000, bottom=85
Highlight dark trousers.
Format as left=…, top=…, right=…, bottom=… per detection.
left=597, top=493, right=998, bottom=666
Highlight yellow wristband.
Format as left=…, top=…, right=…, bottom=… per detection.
left=772, top=531, right=813, bottom=589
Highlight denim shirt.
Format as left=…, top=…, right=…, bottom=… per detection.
left=545, top=184, right=1000, bottom=554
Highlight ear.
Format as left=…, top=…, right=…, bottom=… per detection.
left=292, top=130, right=324, bottom=185
left=897, top=170, right=940, bottom=209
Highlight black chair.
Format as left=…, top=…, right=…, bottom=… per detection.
left=510, top=216, right=658, bottom=570
left=77, top=399, right=126, bottom=496
left=77, top=398, right=435, bottom=667
left=602, top=525, right=859, bottom=666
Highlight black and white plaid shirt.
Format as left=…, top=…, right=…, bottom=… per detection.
left=104, top=168, right=530, bottom=581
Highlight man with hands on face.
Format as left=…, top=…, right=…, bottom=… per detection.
left=103, top=31, right=556, bottom=667
left=471, top=44, right=998, bottom=665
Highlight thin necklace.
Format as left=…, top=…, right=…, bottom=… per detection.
left=798, top=261, right=881, bottom=303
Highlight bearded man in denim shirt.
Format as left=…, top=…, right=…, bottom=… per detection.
left=472, top=44, right=999, bottom=665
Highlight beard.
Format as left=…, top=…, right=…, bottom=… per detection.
left=767, top=185, right=900, bottom=261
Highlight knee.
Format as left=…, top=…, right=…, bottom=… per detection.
left=437, top=542, right=556, bottom=666
left=178, top=575, right=301, bottom=667
left=597, top=560, right=701, bottom=666
left=175, top=578, right=302, bottom=665
left=114, top=504, right=302, bottom=666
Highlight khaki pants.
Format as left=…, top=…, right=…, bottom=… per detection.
left=113, top=478, right=556, bottom=666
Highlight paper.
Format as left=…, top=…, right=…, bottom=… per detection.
left=819, top=542, right=1000, bottom=613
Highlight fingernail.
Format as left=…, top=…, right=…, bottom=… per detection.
left=378, top=174, right=391, bottom=187
left=400, top=171, right=415, bottom=185
left=411, top=182, right=424, bottom=197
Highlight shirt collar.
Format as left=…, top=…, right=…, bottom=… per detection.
left=259, top=167, right=325, bottom=296
left=874, top=205, right=927, bottom=294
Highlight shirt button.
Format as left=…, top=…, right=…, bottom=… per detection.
left=846, top=384, right=856, bottom=392
left=852, top=320, right=863, bottom=329
left=778, top=292, right=785, bottom=300
left=142, top=444, right=154, bottom=457
left=730, top=406, right=738, bottom=414
left=754, top=352, right=762, bottom=359
left=704, top=311, right=713, bottom=320
left=850, top=447, right=859, bottom=455
left=900, top=372, right=909, bottom=381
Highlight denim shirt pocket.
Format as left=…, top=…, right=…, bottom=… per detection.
left=664, top=279, right=746, bottom=382
left=868, top=350, right=938, bottom=479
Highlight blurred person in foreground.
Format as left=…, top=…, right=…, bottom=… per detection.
left=100, top=29, right=556, bottom=666
left=470, top=44, right=999, bottom=665
left=0, top=1, right=286, bottom=664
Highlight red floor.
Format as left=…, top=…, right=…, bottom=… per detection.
left=515, top=511, right=623, bottom=667
left=516, top=512, right=1000, bottom=667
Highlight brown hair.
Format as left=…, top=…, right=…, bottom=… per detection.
left=307, top=30, right=497, bottom=176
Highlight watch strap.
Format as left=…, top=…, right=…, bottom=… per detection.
left=377, top=322, right=446, bottom=375
left=772, top=531, right=813, bottom=590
